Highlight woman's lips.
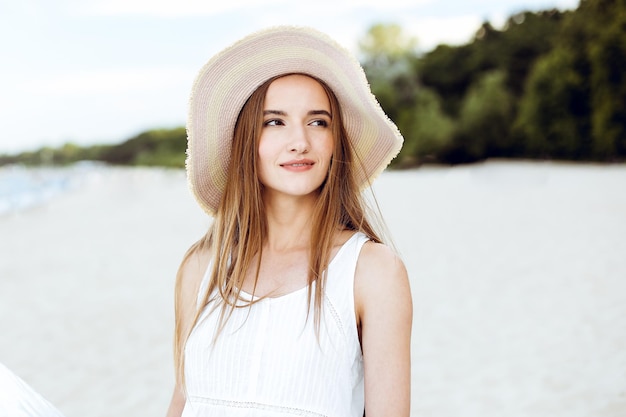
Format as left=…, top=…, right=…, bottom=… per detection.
left=280, top=159, right=315, bottom=171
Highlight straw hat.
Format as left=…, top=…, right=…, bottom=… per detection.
left=186, top=25, right=403, bottom=216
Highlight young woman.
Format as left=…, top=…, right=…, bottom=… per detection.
left=167, top=26, right=412, bottom=417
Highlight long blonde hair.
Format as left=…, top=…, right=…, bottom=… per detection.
left=174, top=74, right=384, bottom=385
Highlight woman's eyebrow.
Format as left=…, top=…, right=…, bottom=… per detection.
left=309, top=110, right=332, bottom=118
left=263, top=110, right=286, bottom=116
left=263, top=110, right=331, bottom=118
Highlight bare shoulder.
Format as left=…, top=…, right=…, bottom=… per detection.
left=354, top=241, right=412, bottom=322
left=358, top=241, right=406, bottom=274
left=175, top=241, right=213, bottom=320
left=178, top=241, right=212, bottom=289
left=356, top=241, right=409, bottom=290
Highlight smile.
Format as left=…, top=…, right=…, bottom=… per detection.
left=280, top=160, right=315, bottom=167
left=279, top=160, right=316, bottom=171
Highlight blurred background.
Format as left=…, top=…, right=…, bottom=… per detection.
left=1, top=1, right=625, bottom=417
left=4, top=0, right=624, bottom=165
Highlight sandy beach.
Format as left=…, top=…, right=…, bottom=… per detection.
left=1, top=161, right=625, bottom=417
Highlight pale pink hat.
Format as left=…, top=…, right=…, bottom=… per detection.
left=186, top=25, right=403, bottom=216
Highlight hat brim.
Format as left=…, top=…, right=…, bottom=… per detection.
left=187, top=25, right=403, bottom=216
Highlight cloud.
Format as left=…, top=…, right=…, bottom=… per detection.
left=78, top=0, right=432, bottom=17
left=22, top=67, right=195, bottom=96
left=0, top=66, right=193, bottom=153
left=78, top=0, right=266, bottom=17
left=400, top=15, right=484, bottom=51
left=332, top=0, right=432, bottom=8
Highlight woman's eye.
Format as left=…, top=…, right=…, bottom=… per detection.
left=264, top=119, right=283, bottom=126
left=310, top=119, right=329, bottom=127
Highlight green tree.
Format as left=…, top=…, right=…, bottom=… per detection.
left=359, top=23, right=418, bottom=73
left=359, top=23, right=420, bottom=123
left=585, top=0, right=626, bottom=158
left=418, top=43, right=474, bottom=116
left=419, top=10, right=565, bottom=118
left=453, top=70, right=516, bottom=160
left=513, top=48, right=589, bottom=159
left=396, top=88, right=454, bottom=165
left=100, top=127, right=187, bottom=167
left=54, top=143, right=82, bottom=164
left=511, top=0, right=626, bottom=161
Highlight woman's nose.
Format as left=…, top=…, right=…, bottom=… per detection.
left=289, top=125, right=310, bottom=153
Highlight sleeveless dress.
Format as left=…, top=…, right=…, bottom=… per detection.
left=182, top=232, right=369, bottom=417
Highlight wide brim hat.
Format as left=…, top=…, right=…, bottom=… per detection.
left=186, top=25, right=403, bottom=216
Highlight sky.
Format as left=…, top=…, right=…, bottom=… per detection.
left=0, top=0, right=579, bottom=154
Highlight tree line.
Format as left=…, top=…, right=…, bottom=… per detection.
left=363, top=0, right=625, bottom=166
left=0, top=128, right=188, bottom=168
left=1, top=0, right=624, bottom=168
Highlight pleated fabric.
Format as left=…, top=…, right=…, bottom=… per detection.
left=182, top=232, right=368, bottom=417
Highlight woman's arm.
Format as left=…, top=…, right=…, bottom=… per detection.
left=355, top=241, right=413, bottom=416
left=166, top=386, right=186, bottom=417
left=165, top=243, right=212, bottom=417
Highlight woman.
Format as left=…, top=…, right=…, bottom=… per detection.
left=167, top=26, right=412, bottom=417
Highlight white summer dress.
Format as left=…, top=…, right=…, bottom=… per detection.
left=182, top=232, right=369, bottom=417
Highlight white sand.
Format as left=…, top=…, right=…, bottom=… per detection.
left=0, top=161, right=625, bottom=417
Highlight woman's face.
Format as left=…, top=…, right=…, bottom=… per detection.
left=258, top=74, right=334, bottom=201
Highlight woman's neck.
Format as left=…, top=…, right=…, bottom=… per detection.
left=263, top=193, right=318, bottom=252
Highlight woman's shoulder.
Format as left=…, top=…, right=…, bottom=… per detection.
left=354, top=240, right=411, bottom=316
left=176, top=239, right=213, bottom=304
left=358, top=240, right=407, bottom=280
left=180, top=240, right=212, bottom=276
